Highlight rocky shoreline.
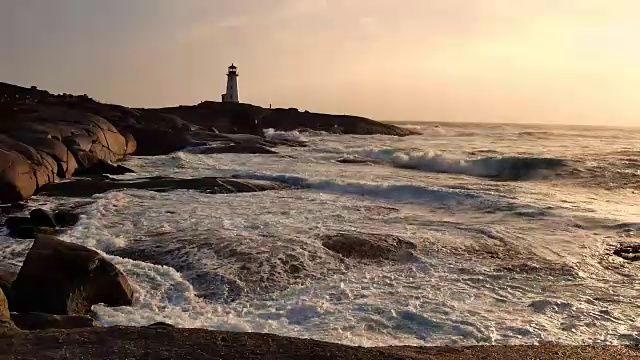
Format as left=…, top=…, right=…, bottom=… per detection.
left=0, top=82, right=635, bottom=359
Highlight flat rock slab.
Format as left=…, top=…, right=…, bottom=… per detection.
left=37, top=176, right=293, bottom=198
left=0, top=327, right=636, bottom=360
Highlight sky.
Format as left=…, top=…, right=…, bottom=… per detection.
left=2, top=0, right=639, bottom=125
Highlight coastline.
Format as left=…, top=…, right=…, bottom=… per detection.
left=1, top=81, right=637, bottom=359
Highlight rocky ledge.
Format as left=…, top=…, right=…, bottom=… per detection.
left=0, top=81, right=415, bottom=203
left=0, top=327, right=636, bottom=359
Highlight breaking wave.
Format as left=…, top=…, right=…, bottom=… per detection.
left=263, top=128, right=308, bottom=143
left=357, top=149, right=568, bottom=180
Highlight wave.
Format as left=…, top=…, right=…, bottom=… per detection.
left=357, top=149, right=567, bottom=180
left=263, top=128, right=308, bottom=142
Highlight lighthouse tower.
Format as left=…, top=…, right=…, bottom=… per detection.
left=221, top=64, right=239, bottom=103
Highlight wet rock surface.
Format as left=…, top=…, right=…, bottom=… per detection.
left=321, top=232, right=417, bottom=261
left=0, top=327, right=635, bottom=360
left=10, top=312, right=97, bottom=331
left=38, top=176, right=292, bottom=198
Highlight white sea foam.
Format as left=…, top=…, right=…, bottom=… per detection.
left=3, top=124, right=640, bottom=347
left=263, top=128, right=308, bottom=142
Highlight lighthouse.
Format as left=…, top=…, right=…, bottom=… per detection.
left=221, top=64, right=239, bottom=103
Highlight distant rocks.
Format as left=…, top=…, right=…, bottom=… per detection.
left=10, top=235, right=134, bottom=316
left=335, top=156, right=383, bottom=165
left=194, top=144, right=279, bottom=155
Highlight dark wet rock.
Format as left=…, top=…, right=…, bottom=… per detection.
left=7, top=226, right=58, bottom=240
left=125, top=127, right=194, bottom=156
left=4, top=215, right=58, bottom=239
left=0, top=327, right=635, bottom=360
left=11, top=312, right=97, bottom=331
left=147, top=322, right=175, bottom=328
left=0, top=148, right=38, bottom=203
left=613, top=244, right=640, bottom=262
left=4, top=216, right=32, bottom=230
left=136, top=112, right=192, bottom=131
left=336, top=156, right=382, bottom=165
left=29, top=208, right=56, bottom=228
left=53, top=210, right=81, bottom=228
left=261, top=108, right=418, bottom=136
left=10, top=235, right=134, bottom=315
left=73, top=153, right=135, bottom=176
left=321, top=233, right=417, bottom=261
left=38, top=176, right=292, bottom=198
left=195, top=144, right=279, bottom=155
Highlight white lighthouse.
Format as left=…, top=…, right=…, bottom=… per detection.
left=221, top=64, right=239, bottom=103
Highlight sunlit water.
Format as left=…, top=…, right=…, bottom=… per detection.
left=2, top=122, right=640, bottom=346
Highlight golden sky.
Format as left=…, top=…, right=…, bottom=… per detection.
left=2, top=0, right=639, bottom=125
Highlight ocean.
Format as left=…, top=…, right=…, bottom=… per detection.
left=2, top=122, right=639, bottom=346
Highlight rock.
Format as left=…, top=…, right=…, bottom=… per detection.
left=53, top=210, right=81, bottom=228
left=195, top=144, right=279, bottom=155
left=147, top=322, right=175, bottom=328
left=136, top=113, right=192, bottom=131
left=125, top=127, right=194, bottom=156
left=0, top=148, right=37, bottom=203
left=10, top=312, right=98, bottom=331
left=10, top=235, right=134, bottom=315
left=29, top=208, right=56, bottom=228
left=122, top=132, right=136, bottom=155
left=7, top=226, right=58, bottom=240
left=10, top=134, right=78, bottom=178
left=613, top=244, right=640, bottom=262
left=0, top=288, right=15, bottom=332
left=73, top=155, right=135, bottom=176
left=0, top=269, right=17, bottom=310
left=321, top=233, right=417, bottom=261
left=4, top=216, right=32, bottom=230
left=335, top=156, right=382, bottom=165
left=38, top=176, right=292, bottom=198
left=0, top=135, right=58, bottom=189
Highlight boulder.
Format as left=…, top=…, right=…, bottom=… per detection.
left=123, top=132, right=136, bottom=155
left=29, top=208, right=57, bottom=228
left=11, top=134, right=78, bottom=178
left=73, top=155, right=135, bottom=176
left=0, top=135, right=58, bottom=188
left=321, top=233, right=417, bottom=261
left=125, top=127, right=194, bottom=156
left=11, top=312, right=98, bottom=331
left=0, top=149, right=37, bottom=203
left=53, top=210, right=81, bottom=228
left=10, top=235, right=134, bottom=315
left=0, top=288, right=15, bottom=332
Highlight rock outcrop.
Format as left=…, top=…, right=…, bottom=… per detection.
left=38, top=176, right=292, bottom=198
left=10, top=235, right=134, bottom=315
left=10, top=312, right=97, bottom=331
left=321, top=233, right=417, bottom=261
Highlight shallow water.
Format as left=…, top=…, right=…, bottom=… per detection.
left=2, top=122, right=640, bottom=346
